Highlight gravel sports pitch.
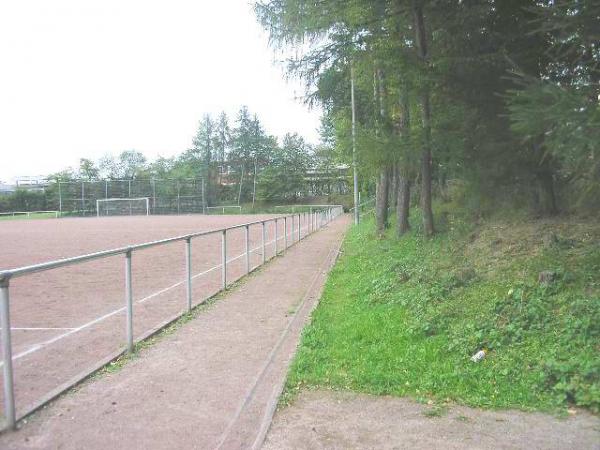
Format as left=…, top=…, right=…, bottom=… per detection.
left=0, top=213, right=307, bottom=425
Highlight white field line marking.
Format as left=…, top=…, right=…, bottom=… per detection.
left=2, top=327, right=76, bottom=331
left=1, top=225, right=311, bottom=366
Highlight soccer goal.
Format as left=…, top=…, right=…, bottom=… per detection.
left=96, top=198, right=150, bottom=217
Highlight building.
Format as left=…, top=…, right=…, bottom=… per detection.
left=0, top=182, right=16, bottom=195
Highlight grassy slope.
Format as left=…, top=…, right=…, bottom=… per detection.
left=285, top=213, right=600, bottom=413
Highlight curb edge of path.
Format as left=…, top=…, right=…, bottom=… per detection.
left=247, top=223, right=347, bottom=450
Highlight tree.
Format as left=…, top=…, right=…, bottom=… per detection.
left=78, top=158, right=99, bottom=180
left=99, top=150, right=147, bottom=179
left=187, top=114, right=217, bottom=204
left=214, top=111, right=231, bottom=183
left=230, top=106, right=276, bottom=204
left=258, top=133, right=312, bottom=202
left=506, top=0, right=600, bottom=212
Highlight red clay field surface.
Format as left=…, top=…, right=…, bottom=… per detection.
left=0, top=213, right=312, bottom=424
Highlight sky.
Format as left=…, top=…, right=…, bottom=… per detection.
left=0, top=0, right=322, bottom=183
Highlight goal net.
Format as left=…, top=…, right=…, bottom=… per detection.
left=96, top=198, right=150, bottom=217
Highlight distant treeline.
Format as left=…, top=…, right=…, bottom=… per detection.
left=0, top=106, right=355, bottom=213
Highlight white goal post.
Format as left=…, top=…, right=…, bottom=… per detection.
left=96, top=197, right=150, bottom=217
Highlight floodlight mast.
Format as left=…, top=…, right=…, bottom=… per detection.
left=351, top=63, right=360, bottom=225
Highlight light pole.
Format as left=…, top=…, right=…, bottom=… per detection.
left=351, top=63, right=359, bottom=225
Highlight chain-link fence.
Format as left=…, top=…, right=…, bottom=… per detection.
left=52, top=179, right=205, bottom=216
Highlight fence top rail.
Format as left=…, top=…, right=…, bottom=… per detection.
left=0, top=206, right=342, bottom=283
left=58, top=177, right=204, bottom=183
left=97, top=197, right=150, bottom=202
left=273, top=204, right=336, bottom=208
left=349, top=198, right=375, bottom=211
left=0, top=210, right=59, bottom=215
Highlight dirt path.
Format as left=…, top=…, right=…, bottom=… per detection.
left=263, top=390, right=600, bottom=450
left=0, top=215, right=350, bottom=449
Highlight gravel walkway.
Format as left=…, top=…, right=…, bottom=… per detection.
left=264, top=390, right=600, bottom=450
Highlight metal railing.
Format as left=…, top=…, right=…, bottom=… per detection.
left=0, top=205, right=344, bottom=430
left=205, top=205, right=242, bottom=215
left=349, top=198, right=375, bottom=214
left=273, top=204, right=336, bottom=213
left=0, top=211, right=60, bottom=219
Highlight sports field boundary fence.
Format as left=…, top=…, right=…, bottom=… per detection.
left=0, top=211, right=60, bottom=219
left=206, top=205, right=242, bottom=215
left=56, top=178, right=206, bottom=216
left=349, top=198, right=375, bottom=214
left=272, top=204, right=338, bottom=214
left=0, top=205, right=344, bottom=430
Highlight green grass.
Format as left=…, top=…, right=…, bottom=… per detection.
left=284, top=211, right=600, bottom=413
left=0, top=212, right=58, bottom=221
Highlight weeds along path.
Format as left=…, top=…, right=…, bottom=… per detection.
left=0, top=215, right=350, bottom=449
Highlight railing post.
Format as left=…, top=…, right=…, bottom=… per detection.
left=274, top=218, right=278, bottom=255
left=298, top=213, right=301, bottom=241
left=306, top=212, right=309, bottom=235
left=185, top=238, right=192, bottom=312
left=261, top=222, right=266, bottom=264
left=125, top=250, right=133, bottom=353
left=245, top=225, right=250, bottom=274
left=221, top=230, right=227, bottom=289
left=284, top=217, right=288, bottom=250
left=1, top=277, right=16, bottom=430
left=291, top=215, right=295, bottom=244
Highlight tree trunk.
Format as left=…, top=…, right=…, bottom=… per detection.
left=374, top=62, right=391, bottom=235
left=395, top=86, right=411, bottom=237
left=419, top=92, right=435, bottom=236
left=376, top=167, right=390, bottom=235
left=412, top=0, right=435, bottom=237
left=396, top=174, right=411, bottom=236
left=537, top=170, right=558, bottom=215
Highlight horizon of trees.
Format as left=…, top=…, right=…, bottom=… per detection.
left=35, top=105, right=345, bottom=207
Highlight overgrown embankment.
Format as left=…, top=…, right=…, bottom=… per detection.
left=285, top=214, right=600, bottom=413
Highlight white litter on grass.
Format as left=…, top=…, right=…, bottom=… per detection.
left=470, top=350, right=486, bottom=362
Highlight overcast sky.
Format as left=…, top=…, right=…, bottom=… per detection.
left=0, top=0, right=321, bottom=183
